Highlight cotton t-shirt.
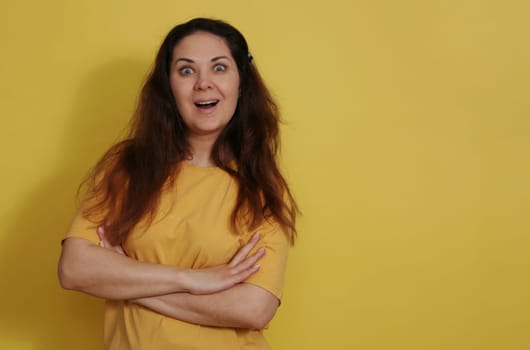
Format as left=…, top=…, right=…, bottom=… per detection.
left=64, top=161, right=290, bottom=350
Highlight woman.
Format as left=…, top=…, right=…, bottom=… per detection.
left=58, top=17, right=298, bottom=350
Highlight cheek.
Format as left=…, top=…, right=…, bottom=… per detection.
left=170, top=78, right=191, bottom=102
left=227, top=80, right=241, bottom=102
left=222, top=72, right=240, bottom=98
left=172, top=88, right=190, bottom=108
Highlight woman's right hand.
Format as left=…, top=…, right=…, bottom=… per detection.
left=182, top=233, right=265, bottom=295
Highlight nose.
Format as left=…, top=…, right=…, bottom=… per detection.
left=194, top=72, right=213, bottom=91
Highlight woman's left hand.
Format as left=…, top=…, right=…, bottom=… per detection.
left=97, top=226, right=126, bottom=256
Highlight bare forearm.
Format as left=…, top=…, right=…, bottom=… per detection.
left=58, top=237, right=185, bottom=300
left=134, top=284, right=279, bottom=330
left=58, top=236, right=264, bottom=301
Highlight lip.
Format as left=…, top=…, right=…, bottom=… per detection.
left=194, top=99, right=219, bottom=114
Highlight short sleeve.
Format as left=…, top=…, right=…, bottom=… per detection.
left=63, top=208, right=100, bottom=245
left=243, top=221, right=290, bottom=301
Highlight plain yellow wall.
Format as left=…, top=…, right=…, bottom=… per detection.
left=1, top=0, right=529, bottom=349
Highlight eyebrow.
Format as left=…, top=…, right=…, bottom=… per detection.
left=174, top=56, right=231, bottom=64
left=211, top=56, right=230, bottom=62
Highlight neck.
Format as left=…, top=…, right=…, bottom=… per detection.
left=186, top=134, right=217, bottom=167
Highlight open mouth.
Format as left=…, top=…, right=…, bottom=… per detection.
left=194, top=100, right=219, bottom=109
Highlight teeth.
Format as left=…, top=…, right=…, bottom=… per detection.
left=196, top=100, right=218, bottom=106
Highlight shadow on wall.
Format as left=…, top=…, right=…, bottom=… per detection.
left=0, top=59, right=149, bottom=349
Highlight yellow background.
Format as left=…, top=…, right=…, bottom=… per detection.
left=1, top=0, right=529, bottom=349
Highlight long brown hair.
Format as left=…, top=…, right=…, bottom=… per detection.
left=81, top=18, right=298, bottom=245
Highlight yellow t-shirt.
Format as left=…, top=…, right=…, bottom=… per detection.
left=64, top=161, right=290, bottom=350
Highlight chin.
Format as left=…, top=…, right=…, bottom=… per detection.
left=190, top=126, right=226, bottom=137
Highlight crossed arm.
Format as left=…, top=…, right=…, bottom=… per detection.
left=58, top=233, right=279, bottom=330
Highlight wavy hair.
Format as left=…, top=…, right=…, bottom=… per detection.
left=81, top=18, right=298, bottom=245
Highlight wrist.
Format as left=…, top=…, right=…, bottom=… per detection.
left=171, top=266, right=191, bottom=293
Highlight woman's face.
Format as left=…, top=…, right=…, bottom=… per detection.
left=170, top=31, right=240, bottom=139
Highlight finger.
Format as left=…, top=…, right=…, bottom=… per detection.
left=229, top=263, right=261, bottom=285
left=231, top=247, right=266, bottom=274
left=97, top=226, right=106, bottom=247
left=229, top=232, right=261, bottom=267
left=116, top=245, right=126, bottom=256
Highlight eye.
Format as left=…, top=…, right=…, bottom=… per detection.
left=179, top=66, right=194, bottom=75
left=213, top=64, right=226, bottom=72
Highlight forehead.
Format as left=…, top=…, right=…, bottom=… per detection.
left=172, top=31, right=233, bottom=60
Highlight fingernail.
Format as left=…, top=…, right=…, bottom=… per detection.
left=254, top=264, right=260, bottom=269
